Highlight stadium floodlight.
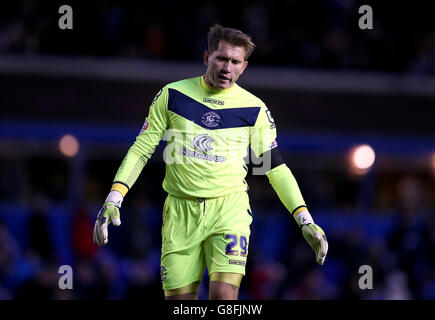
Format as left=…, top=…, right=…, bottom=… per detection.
left=348, top=144, right=376, bottom=175
left=59, top=134, right=79, bottom=157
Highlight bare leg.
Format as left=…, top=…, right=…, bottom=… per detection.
left=165, top=292, right=199, bottom=300
left=209, top=281, right=239, bottom=300
left=164, top=282, right=200, bottom=300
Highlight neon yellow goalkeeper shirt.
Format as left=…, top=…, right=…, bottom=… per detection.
left=113, top=75, right=277, bottom=198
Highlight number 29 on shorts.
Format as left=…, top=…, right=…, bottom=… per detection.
left=225, top=234, right=248, bottom=257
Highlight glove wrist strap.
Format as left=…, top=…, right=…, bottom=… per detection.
left=294, top=210, right=314, bottom=228
left=104, top=190, right=124, bottom=208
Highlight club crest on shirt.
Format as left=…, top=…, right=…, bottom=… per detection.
left=201, top=111, right=222, bottom=128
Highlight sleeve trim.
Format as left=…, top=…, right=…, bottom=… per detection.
left=111, top=181, right=130, bottom=197
left=292, top=205, right=308, bottom=218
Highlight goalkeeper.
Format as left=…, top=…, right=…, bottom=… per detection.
left=93, top=24, right=328, bottom=300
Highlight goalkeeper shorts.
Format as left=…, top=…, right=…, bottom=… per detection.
left=160, top=191, right=253, bottom=292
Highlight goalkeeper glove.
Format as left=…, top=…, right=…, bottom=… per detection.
left=294, top=210, right=328, bottom=265
left=93, top=190, right=123, bottom=247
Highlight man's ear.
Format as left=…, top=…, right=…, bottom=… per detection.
left=203, top=50, right=209, bottom=66
left=240, top=60, right=249, bottom=75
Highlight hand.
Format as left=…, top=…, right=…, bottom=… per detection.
left=301, top=223, right=328, bottom=265
left=93, top=201, right=121, bottom=247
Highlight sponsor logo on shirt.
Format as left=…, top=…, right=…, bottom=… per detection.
left=180, top=147, right=226, bottom=163
left=138, top=120, right=149, bottom=135
left=203, top=97, right=225, bottom=105
left=229, top=259, right=246, bottom=266
left=266, top=109, right=276, bottom=129
left=151, top=88, right=163, bottom=106
left=160, top=265, right=167, bottom=282
left=179, top=134, right=226, bottom=163
left=270, top=140, right=278, bottom=150
left=193, top=134, right=214, bottom=152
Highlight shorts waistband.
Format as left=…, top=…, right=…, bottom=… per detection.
left=168, top=194, right=213, bottom=202
left=168, top=192, right=245, bottom=202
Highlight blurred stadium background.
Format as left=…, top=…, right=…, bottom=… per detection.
left=0, top=0, right=434, bottom=300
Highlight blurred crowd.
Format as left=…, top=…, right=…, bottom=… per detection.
left=0, top=157, right=434, bottom=300
left=0, top=0, right=434, bottom=75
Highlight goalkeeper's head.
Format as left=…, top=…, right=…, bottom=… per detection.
left=203, top=24, right=256, bottom=89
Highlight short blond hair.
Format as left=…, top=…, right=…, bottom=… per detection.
left=207, top=24, right=256, bottom=60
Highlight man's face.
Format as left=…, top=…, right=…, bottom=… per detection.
left=203, top=40, right=248, bottom=89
